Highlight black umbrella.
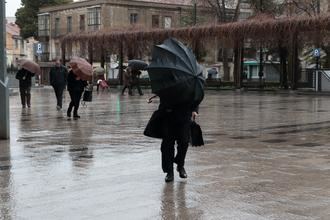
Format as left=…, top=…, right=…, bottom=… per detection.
left=207, top=68, right=218, bottom=75
left=128, top=60, right=148, bottom=70
left=147, top=38, right=205, bottom=107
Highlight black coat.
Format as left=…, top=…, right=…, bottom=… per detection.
left=49, top=65, right=68, bottom=87
left=144, top=101, right=198, bottom=139
left=15, top=68, right=35, bottom=88
left=67, top=71, right=87, bottom=92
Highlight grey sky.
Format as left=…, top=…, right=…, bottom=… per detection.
left=6, top=0, right=22, bottom=17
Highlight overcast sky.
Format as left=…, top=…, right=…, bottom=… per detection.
left=6, top=0, right=22, bottom=17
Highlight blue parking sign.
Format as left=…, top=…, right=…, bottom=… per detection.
left=313, top=48, right=321, bottom=57
left=35, top=43, right=43, bottom=54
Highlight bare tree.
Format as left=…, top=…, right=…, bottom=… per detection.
left=200, top=0, right=242, bottom=80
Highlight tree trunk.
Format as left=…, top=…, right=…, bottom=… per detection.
left=222, top=48, right=230, bottom=81
left=233, top=40, right=243, bottom=88
left=288, top=33, right=299, bottom=90
left=279, top=46, right=288, bottom=89
left=119, top=42, right=124, bottom=85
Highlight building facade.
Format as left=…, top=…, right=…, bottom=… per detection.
left=38, top=0, right=205, bottom=61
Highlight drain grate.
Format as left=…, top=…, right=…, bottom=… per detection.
left=261, top=139, right=287, bottom=143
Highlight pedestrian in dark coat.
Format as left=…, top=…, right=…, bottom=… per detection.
left=49, top=58, right=68, bottom=110
left=66, top=70, right=87, bottom=119
left=130, top=69, right=143, bottom=96
left=121, top=68, right=132, bottom=95
left=159, top=101, right=198, bottom=182
left=16, top=68, right=35, bottom=108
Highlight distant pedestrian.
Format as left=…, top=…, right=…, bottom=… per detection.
left=130, top=69, right=143, bottom=96
left=16, top=68, right=35, bottom=108
left=49, top=58, right=68, bottom=110
left=67, top=70, right=87, bottom=119
left=121, top=67, right=132, bottom=95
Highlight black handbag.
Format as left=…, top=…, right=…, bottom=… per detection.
left=144, top=109, right=164, bottom=139
left=190, top=121, right=204, bottom=147
left=83, top=90, right=93, bottom=102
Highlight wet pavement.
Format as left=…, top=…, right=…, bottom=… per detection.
left=1, top=87, right=330, bottom=220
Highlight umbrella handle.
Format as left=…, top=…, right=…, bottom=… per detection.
left=147, top=95, right=158, bottom=104
left=192, top=111, right=198, bottom=121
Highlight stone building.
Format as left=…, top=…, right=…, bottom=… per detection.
left=38, top=0, right=208, bottom=61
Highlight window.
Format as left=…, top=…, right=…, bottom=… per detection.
left=130, top=13, right=138, bottom=24
left=67, top=16, right=72, bottom=33
left=14, top=39, right=18, bottom=49
left=164, top=16, right=172, bottom=29
left=80, top=15, right=85, bottom=31
left=55, top=18, right=60, bottom=36
left=152, top=15, right=159, bottom=28
left=88, top=7, right=101, bottom=31
left=38, top=14, right=50, bottom=36
left=55, top=43, right=60, bottom=57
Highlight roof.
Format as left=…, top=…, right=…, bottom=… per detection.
left=42, top=0, right=195, bottom=13
left=6, top=22, right=20, bottom=36
left=73, top=0, right=192, bottom=6
left=137, top=0, right=192, bottom=5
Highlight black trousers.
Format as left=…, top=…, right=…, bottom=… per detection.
left=67, top=90, right=83, bottom=116
left=53, top=85, right=65, bottom=108
left=19, top=86, right=31, bottom=107
left=161, top=112, right=191, bottom=173
left=131, top=81, right=143, bottom=95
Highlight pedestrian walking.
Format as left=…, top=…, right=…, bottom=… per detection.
left=130, top=69, right=143, bottom=96
left=15, top=68, right=35, bottom=108
left=67, top=70, right=87, bottom=119
left=121, top=67, right=132, bottom=95
left=159, top=102, right=198, bottom=182
left=49, top=58, right=68, bottom=110
left=144, top=38, right=205, bottom=183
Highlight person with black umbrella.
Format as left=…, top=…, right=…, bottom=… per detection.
left=145, top=38, right=205, bottom=182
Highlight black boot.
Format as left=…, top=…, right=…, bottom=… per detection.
left=165, top=172, right=174, bottom=182
left=177, top=166, right=187, bottom=178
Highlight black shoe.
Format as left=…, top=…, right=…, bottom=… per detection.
left=73, top=115, right=80, bottom=119
left=177, top=166, right=187, bottom=178
left=165, top=172, right=174, bottom=182
left=67, top=112, right=71, bottom=117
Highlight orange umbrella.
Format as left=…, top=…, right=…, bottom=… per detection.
left=17, top=58, right=41, bottom=75
left=69, top=57, right=93, bottom=81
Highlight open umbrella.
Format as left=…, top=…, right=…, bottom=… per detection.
left=69, top=57, right=93, bottom=81
left=147, top=38, right=205, bottom=107
left=128, top=60, right=148, bottom=70
left=94, top=67, right=105, bottom=75
left=207, top=68, right=218, bottom=75
left=17, top=58, right=41, bottom=75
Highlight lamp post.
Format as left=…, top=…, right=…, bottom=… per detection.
left=258, top=0, right=264, bottom=88
left=0, top=0, right=10, bottom=139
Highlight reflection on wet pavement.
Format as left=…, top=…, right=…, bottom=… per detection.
left=0, top=88, right=330, bottom=219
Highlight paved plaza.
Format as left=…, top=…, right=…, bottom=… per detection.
left=1, top=87, right=330, bottom=220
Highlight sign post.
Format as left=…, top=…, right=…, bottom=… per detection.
left=314, top=48, right=321, bottom=91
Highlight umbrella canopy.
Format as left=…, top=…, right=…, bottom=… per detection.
left=147, top=38, right=205, bottom=107
left=128, top=60, right=148, bottom=70
left=207, top=68, right=218, bottom=75
left=17, top=58, right=41, bottom=75
left=94, top=66, right=105, bottom=75
left=69, top=57, right=93, bottom=81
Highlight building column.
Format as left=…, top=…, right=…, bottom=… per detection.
left=0, top=0, right=10, bottom=139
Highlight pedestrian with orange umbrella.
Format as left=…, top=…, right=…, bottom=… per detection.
left=15, top=58, right=41, bottom=108
left=67, top=57, right=91, bottom=119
